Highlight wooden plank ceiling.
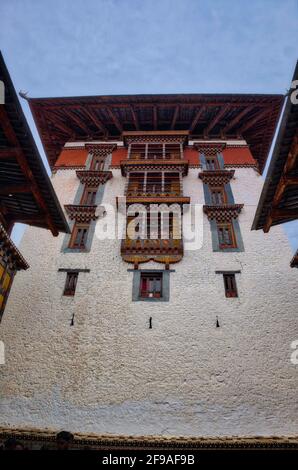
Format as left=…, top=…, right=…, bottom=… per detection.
left=28, top=93, right=283, bottom=171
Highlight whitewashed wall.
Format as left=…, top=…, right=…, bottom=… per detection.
left=0, top=165, right=297, bottom=437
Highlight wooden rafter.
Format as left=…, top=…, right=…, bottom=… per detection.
left=171, top=106, right=179, bottom=130
left=5, top=214, right=47, bottom=225
left=0, top=184, right=31, bottom=195
left=204, top=104, right=230, bottom=136
left=63, top=108, right=91, bottom=134
left=153, top=106, right=158, bottom=130
left=189, top=107, right=205, bottom=132
left=0, top=147, right=21, bottom=159
left=238, top=108, right=271, bottom=135
left=221, top=105, right=254, bottom=134
left=130, top=106, right=139, bottom=130
left=284, top=136, right=298, bottom=173
left=263, top=135, right=298, bottom=232
left=81, top=107, right=108, bottom=136
left=106, top=107, right=122, bottom=133
left=46, top=110, right=73, bottom=136
left=0, top=106, right=59, bottom=236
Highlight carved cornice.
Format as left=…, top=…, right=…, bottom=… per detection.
left=85, top=143, right=116, bottom=157
left=122, top=254, right=183, bottom=264
left=224, top=163, right=259, bottom=169
left=120, top=160, right=188, bottom=176
left=0, top=224, right=29, bottom=271
left=194, top=142, right=226, bottom=155
left=121, top=238, right=183, bottom=264
left=76, top=170, right=113, bottom=186
left=203, top=204, right=244, bottom=222
left=199, top=169, right=235, bottom=185
left=64, top=205, right=98, bottom=223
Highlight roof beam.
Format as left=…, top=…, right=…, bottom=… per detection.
left=264, top=207, right=298, bottom=232
left=204, top=104, right=230, bottom=137
left=63, top=108, right=91, bottom=134
left=0, top=147, right=21, bottom=159
left=0, top=106, right=59, bottom=236
left=106, top=107, right=122, bottom=133
left=130, top=106, right=139, bottom=130
left=6, top=214, right=47, bottom=225
left=153, top=106, right=158, bottom=130
left=171, top=106, right=179, bottom=130
left=263, top=137, right=298, bottom=232
left=238, top=108, right=271, bottom=135
left=221, top=105, right=255, bottom=134
left=46, top=110, right=74, bottom=136
left=272, top=208, right=298, bottom=219
left=0, top=184, right=31, bottom=195
left=82, top=107, right=108, bottom=137
left=189, top=107, right=205, bottom=133
left=284, top=136, right=298, bottom=174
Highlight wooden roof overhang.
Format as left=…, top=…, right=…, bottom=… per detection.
left=252, top=61, right=298, bottom=233
left=28, top=93, right=283, bottom=172
left=0, top=52, right=69, bottom=236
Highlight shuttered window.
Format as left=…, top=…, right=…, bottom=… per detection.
left=217, top=223, right=236, bottom=249
left=223, top=273, right=238, bottom=297
left=69, top=224, right=89, bottom=249
left=63, top=272, right=78, bottom=296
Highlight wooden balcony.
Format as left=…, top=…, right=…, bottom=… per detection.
left=125, top=181, right=184, bottom=199
left=121, top=237, right=183, bottom=264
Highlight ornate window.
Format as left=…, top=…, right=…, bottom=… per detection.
left=217, top=223, right=236, bottom=249
left=80, top=187, right=97, bottom=205
left=69, top=224, right=89, bottom=249
left=210, top=187, right=227, bottom=205
left=205, top=156, right=219, bottom=170
left=90, top=156, right=105, bottom=171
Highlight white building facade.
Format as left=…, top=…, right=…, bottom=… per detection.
left=0, top=94, right=297, bottom=443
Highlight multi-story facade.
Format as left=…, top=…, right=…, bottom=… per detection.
left=0, top=93, right=297, bottom=447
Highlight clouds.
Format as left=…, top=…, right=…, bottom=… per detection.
left=2, top=0, right=297, bottom=249
left=1, top=0, right=297, bottom=96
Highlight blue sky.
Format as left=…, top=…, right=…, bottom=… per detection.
left=1, top=0, right=298, bottom=250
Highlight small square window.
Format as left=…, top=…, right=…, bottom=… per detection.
left=223, top=273, right=238, bottom=298
left=205, top=156, right=219, bottom=170
left=132, top=270, right=170, bottom=302
left=91, top=157, right=105, bottom=171
left=217, top=223, right=236, bottom=249
left=140, top=272, right=162, bottom=298
left=63, top=272, right=78, bottom=296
